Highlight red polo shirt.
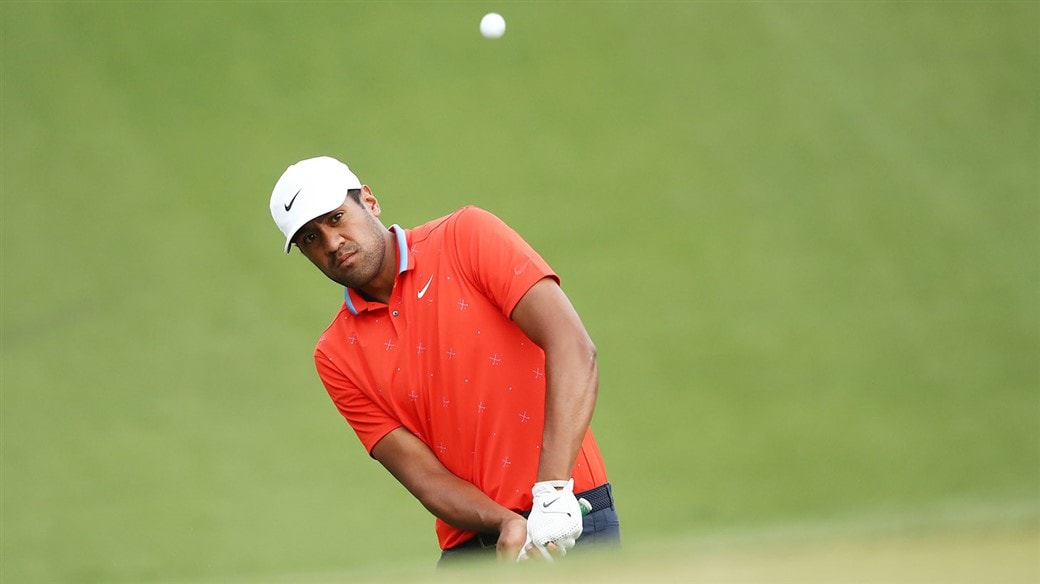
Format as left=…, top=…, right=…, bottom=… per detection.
left=314, top=206, right=608, bottom=549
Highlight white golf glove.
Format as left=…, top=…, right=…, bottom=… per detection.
left=517, top=478, right=583, bottom=562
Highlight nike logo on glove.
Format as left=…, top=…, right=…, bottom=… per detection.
left=284, top=188, right=302, bottom=211
left=541, top=497, right=561, bottom=508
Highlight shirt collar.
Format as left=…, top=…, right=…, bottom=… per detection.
left=343, top=224, right=412, bottom=315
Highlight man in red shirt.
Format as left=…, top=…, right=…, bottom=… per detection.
left=269, top=156, right=619, bottom=564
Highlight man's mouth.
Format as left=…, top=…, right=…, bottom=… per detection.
left=335, top=251, right=356, bottom=268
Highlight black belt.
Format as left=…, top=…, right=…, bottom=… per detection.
left=455, top=482, right=615, bottom=550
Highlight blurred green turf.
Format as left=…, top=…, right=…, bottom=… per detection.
left=2, top=1, right=1037, bottom=582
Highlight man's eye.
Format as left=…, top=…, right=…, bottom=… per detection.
left=330, top=212, right=344, bottom=224
left=301, top=233, right=317, bottom=245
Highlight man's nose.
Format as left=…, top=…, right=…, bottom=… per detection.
left=319, top=226, right=345, bottom=254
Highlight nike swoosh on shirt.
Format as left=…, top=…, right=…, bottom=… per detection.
left=284, top=188, right=302, bottom=212
left=417, top=276, right=434, bottom=298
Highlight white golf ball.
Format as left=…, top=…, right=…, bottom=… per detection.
left=480, top=13, right=506, bottom=39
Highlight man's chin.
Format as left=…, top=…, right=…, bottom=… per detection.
left=328, top=271, right=367, bottom=290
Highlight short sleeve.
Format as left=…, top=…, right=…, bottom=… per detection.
left=450, top=206, right=559, bottom=319
left=314, top=347, right=402, bottom=455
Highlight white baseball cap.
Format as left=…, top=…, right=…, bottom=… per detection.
left=270, top=156, right=362, bottom=254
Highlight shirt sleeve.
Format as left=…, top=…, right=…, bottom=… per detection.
left=314, top=347, right=402, bottom=455
left=450, top=206, right=560, bottom=319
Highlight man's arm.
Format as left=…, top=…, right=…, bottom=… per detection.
left=371, top=426, right=528, bottom=560
left=510, top=278, right=598, bottom=482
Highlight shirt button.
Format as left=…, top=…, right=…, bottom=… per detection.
left=392, top=310, right=399, bottom=317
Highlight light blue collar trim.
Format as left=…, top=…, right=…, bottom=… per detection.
left=391, top=224, right=408, bottom=273
left=343, top=287, right=359, bottom=315
left=343, top=224, right=408, bottom=316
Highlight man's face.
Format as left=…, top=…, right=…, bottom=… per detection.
left=294, top=186, right=390, bottom=290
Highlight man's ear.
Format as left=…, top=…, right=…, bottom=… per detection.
left=360, top=185, right=381, bottom=216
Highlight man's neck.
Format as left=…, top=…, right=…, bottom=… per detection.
left=356, top=230, right=398, bottom=304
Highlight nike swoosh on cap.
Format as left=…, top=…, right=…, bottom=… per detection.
left=284, top=188, right=302, bottom=212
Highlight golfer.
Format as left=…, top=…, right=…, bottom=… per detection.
left=269, top=156, right=620, bottom=564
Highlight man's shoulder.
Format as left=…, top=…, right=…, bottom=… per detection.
left=450, top=205, right=500, bottom=226
left=408, top=205, right=500, bottom=245
left=411, top=205, right=494, bottom=231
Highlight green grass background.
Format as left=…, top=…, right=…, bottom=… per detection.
left=2, top=1, right=1037, bottom=582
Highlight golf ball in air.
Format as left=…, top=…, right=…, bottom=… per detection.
left=480, top=13, right=506, bottom=39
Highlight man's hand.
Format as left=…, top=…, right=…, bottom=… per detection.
left=496, top=515, right=529, bottom=562
left=517, top=479, right=583, bottom=562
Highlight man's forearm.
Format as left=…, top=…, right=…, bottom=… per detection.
left=537, top=340, right=598, bottom=482
left=373, top=427, right=522, bottom=534
left=413, top=470, right=524, bottom=533
left=509, top=278, right=601, bottom=484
